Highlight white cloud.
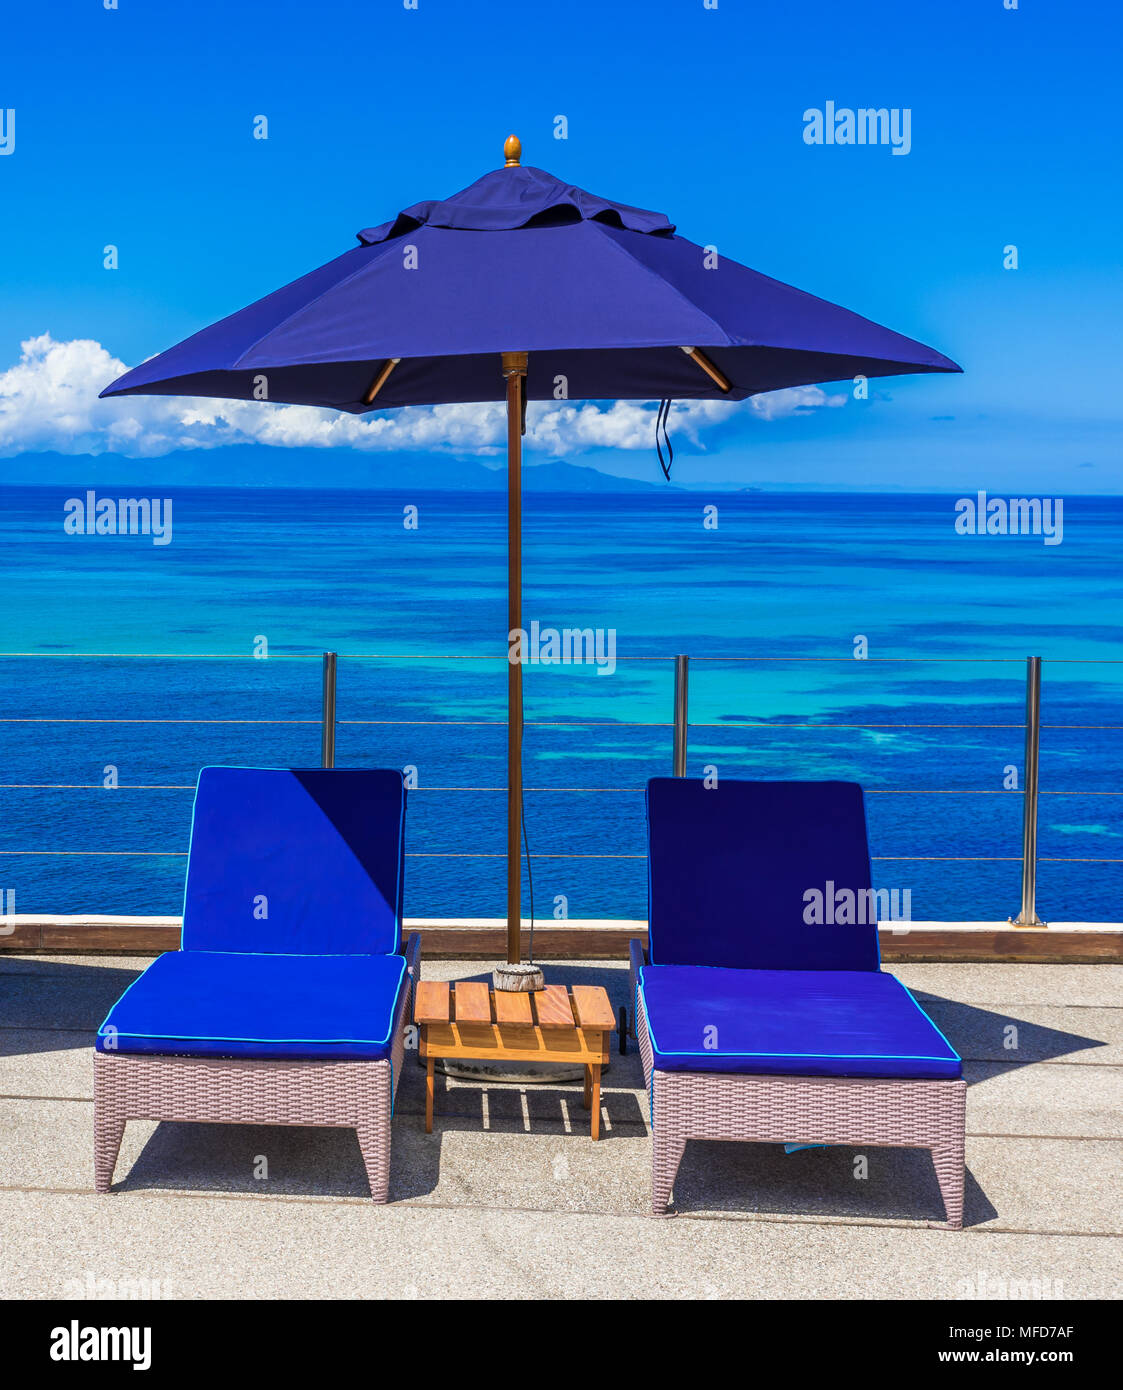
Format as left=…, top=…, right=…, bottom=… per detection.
left=748, top=384, right=847, bottom=421
left=0, top=334, right=846, bottom=460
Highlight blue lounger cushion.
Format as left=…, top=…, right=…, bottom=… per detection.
left=639, top=964, right=962, bottom=1081
left=182, top=767, right=405, bottom=956
left=95, top=950, right=408, bottom=1061
left=646, top=778, right=880, bottom=972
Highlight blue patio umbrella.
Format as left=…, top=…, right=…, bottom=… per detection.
left=102, top=135, right=960, bottom=962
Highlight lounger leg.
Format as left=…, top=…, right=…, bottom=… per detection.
left=94, top=1112, right=125, bottom=1194
left=357, top=1123, right=391, bottom=1204
left=582, top=1065, right=592, bottom=1111
left=652, top=1129, right=685, bottom=1215
left=589, top=1064, right=602, bottom=1141
left=931, top=1141, right=966, bottom=1230
left=425, top=1056, right=435, bottom=1134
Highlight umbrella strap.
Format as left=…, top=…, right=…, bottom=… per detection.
left=521, top=778, right=535, bottom=963
left=655, top=399, right=674, bottom=480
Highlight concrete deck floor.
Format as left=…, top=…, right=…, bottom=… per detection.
left=1, top=954, right=1119, bottom=1300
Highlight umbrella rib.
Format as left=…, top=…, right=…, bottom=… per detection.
left=361, top=357, right=401, bottom=404
left=682, top=346, right=732, bottom=392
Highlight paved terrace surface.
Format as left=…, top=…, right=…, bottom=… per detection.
left=1, top=955, right=1120, bottom=1301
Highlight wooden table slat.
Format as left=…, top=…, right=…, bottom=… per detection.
left=492, top=989, right=533, bottom=1025
left=414, top=980, right=450, bottom=1024
left=532, top=984, right=576, bottom=1028
left=453, top=981, right=493, bottom=1024
left=570, top=985, right=616, bottom=1032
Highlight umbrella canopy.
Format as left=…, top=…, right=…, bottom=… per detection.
left=101, top=137, right=960, bottom=965
left=101, top=140, right=958, bottom=412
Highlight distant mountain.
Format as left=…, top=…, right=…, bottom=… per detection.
left=0, top=448, right=666, bottom=493
left=518, top=460, right=666, bottom=492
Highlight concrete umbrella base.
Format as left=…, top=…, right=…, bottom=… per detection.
left=492, top=963, right=545, bottom=992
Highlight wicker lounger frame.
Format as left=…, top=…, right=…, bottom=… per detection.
left=93, top=933, right=421, bottom=1203
left=629, top=941, right=966, bottom=1228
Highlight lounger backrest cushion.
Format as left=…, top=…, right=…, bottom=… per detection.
left=182, top=767, right=406, bottom=955
left=646, top=778, right=879, bottom=971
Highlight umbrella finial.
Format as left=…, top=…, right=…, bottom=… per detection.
left=503, top=134, right=521, bottom=167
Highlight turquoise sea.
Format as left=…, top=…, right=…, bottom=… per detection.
left=0, top=485, right=1120, bottom=922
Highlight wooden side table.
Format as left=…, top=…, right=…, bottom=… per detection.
left=414, top=981, right=617, bottom=1139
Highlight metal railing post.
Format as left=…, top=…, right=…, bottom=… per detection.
left=672, top=654, right=689, bottom=777
left=1011, top=655, right=1045, bottom=926
left=321, top=651, right=337, bottom=769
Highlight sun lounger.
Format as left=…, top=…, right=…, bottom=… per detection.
left=94, top=766, right=418, bottom=1201
left=629, top=778, right=966, bottom=1226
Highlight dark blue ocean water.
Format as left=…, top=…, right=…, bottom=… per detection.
left=0, top=485, right=1120, bottom=922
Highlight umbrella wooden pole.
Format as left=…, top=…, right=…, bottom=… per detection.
left=503, top=351, right=528, bottom=964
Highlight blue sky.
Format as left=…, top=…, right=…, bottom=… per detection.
left=1, top=0, right=1120, bottom=490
